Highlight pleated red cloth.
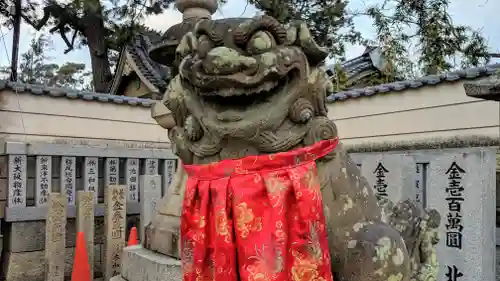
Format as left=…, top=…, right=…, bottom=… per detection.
left=181, top=138, right=338, bottom=281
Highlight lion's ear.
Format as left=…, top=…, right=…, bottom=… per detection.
left=286, top=21, right=329, bottom=66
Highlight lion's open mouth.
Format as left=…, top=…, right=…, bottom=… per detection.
left=195, top=72, right=295, bottom=109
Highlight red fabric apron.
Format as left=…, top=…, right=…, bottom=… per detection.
left=181, top=138, right=338, bottom=281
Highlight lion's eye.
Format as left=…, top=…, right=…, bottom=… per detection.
left=246, top=31, right=276, bottom=54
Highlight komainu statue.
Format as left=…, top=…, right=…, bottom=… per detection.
left=145, top=15, right=441, bottom=281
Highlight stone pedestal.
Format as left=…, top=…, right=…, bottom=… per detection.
left=110, top=245, right=181, bottom=281
left=143, top=164, right=186, bottom=258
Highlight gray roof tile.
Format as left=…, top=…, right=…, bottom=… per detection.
left=125, top=35, right=170, bottom=92
left=0, top=80, right=155, bottom=107
left=327, top=63, right=500, bottom=102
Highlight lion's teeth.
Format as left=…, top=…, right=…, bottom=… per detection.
left=200, top=78, right=282, bottom=97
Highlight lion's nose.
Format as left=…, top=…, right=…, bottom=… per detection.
left=203, top=47, right=257, bottom=75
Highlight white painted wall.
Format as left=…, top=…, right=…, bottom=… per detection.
left=0, top=90, right=170, bottom=147
left=328, top=81, right=499, bottom=146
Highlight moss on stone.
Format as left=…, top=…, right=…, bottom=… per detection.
left=344, top=135, right=499, bottom=153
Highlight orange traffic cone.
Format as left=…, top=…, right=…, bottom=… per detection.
left=128, top=226, right=138, bottom=246
left=71, top=232, right=91, bottom=281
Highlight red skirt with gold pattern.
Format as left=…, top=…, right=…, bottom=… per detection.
left=181, top=138, right=338, bottom=281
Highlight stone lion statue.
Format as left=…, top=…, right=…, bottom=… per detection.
left=145, top=15, right=441, bottom=281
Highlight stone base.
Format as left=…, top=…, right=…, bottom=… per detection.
left=2, top=245, right=102, bottom=281
left=144, top=214, right=181, bottom=258
left=116, top=245, right=181, bottom=281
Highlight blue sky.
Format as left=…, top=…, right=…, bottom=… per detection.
left=1, top=0, right=499, bottom=72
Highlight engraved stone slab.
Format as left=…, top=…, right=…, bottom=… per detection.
left=415, top=163, right=425, bottom=210
left=83, top=157, right=99, bottom=203
left=2, top=245, right=102, bottom=281
left=105, top=158, right=120, bottom=187
left=76, top=191, right=95, bottom=280
left=158, top=165, right=186, bottom=217
left=125, top=159, right=139, bottom=202
left=162, top=159, right=177, bottom=197
left=144, top=159, right=159, bottom=175
left=8, top=155, right=26, bottom=207
left=45, top=193, right=67, bottom=281
left=60, top=156, right=76, bottom=205
left=6, top=216, right=139, bottom=252
left=139, top=175, right=162, bottom=240
left=35, top=156, right=51, bottom=206
left=104, top=185, right=126, bottom=281
left=120, top=245, right=181, bottom=281
left=361, top=154, right=418, bottom=205
left=426, top=148, right=495, bottom=281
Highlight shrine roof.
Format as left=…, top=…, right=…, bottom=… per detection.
left=109, top=33, right=170, bottom=96
left=0, top=80, right=155, bottom=107
left=124, top=33, right=170, bottom=91
left=326, top=63, right=500, bottom=103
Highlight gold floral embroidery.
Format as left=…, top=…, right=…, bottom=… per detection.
left=264, top=176, right=288, bottom=195
left=195, top=268, right=203, bottom=281
left=253, top=173, right=262, bottom=183
left=181, top=240, right=195, bottom=275
left=235, top=202, right=262, bottom=238
left=302, top=167, right=322, bottom=202
left=247, top=264, right=272, bottom=281
left=273, top=247, right=284, bottom=273
left=275, top=228, right=286, bottom=243
left=274, top=220, right=286, bottom=243
left=303, top=168, right=320, bottom=191
left=194, top=215, right=206, bottom=228
left=191, top=230, right=205, bottom=242
left=290, top=257, right=324, bottom=281
left=235, top=159, right=248, bottom=174
left=195, top=266, right=216, bottom=281
left=189, top=209, right=206, bottom=242
left=307, top=222, right=323, bottom=261
left=215, top=209, right=231, bottom=242
left=247, top=245, right=275, bottom=281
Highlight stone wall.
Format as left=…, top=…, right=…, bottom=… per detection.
left=0, top=145, right=177, bottom=280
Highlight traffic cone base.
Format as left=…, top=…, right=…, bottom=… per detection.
left=128, top=226, right=138, bottom=246
left=71, top=231, right=92, bottom=281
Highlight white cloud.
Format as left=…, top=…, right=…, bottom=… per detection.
left=144, top=9, right=183, bottom=32
left=143, top=1, right=259, bottom=32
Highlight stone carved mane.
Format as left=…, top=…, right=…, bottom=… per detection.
left=145, top=15, right=441, bottom=281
